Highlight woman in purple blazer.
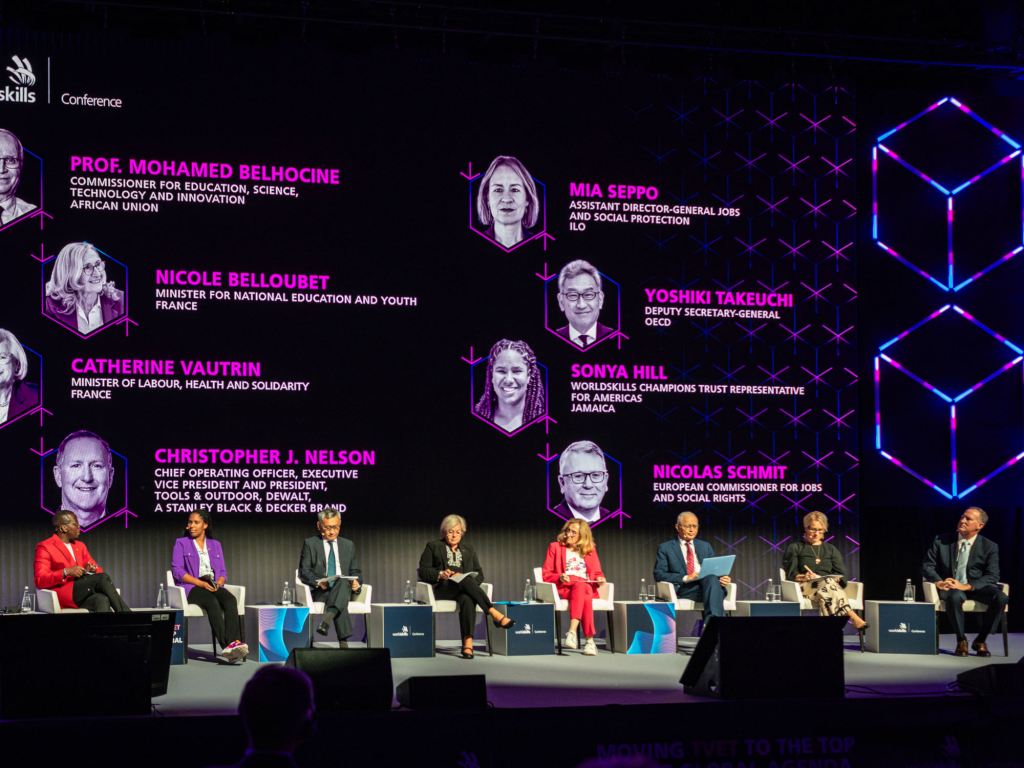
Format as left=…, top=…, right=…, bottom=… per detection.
left=171, top=510, right=248, bottom=661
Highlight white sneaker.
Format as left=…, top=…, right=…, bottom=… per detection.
left=563, top=631, right=579, bottom=649
left=221, top=641, right=249, bottom=662
left=582, top=638, right=597, bottom=656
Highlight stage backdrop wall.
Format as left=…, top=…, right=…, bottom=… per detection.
left=0, top=31, right=862, bottom=611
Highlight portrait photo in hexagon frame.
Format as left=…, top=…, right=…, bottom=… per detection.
left=41, top=242, right=127, bottom=338
left=470, top=338, right=549, bottom=437
left=0, top=326, right=42, bottom=430
left=0, top=127, right=43, bottom=233
left=544, top=258, right=621, bottom=351
left=467, top=155, right=548, bottom=253
left=545, top=440, right=626, bottom=530
left=41, top=429, right=130, bottom=532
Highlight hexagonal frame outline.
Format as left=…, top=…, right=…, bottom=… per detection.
left=543, top=448, right=629, bottom=529
left=873, top=96, right=1024, bottom=292
left=39, top=244, right=130, bottom=339
left=543, top=269, right=623, bottom=352
left=39, top=443, right=136, bottom=531
left=0, top=142, right=46, bottom=235
left=469, top=353, right=551, bottom=437
left=0, top=338, right=43, bottom=431
left=875, top=303, right=1024, bottom=499
left=466, top=165, right=549, bottom=253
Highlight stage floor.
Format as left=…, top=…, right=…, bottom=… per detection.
left=154, top=632, right=1024, bottom=715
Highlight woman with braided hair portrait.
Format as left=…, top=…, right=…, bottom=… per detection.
left=474, top=338, right=545, bottom=433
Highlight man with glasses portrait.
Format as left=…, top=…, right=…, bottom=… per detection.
left=554, top=259, right=612, bottom=348
left=555, top=440, right=610, bottom=525
left=0, top=129, right=37, bottom=225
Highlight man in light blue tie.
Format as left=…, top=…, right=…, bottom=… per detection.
left=298, top=508, right=361, bottom=646
left=922, top=506, right=1007, bottom=657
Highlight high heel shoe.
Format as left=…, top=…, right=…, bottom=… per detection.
left=493, top=615, right=516, bottom=629
left=459, top=646, right=474, bottom=659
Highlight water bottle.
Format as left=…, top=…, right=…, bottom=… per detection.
left=281, top=581, right=293, bottom=605
left=523, top=578, right=533, bottom=603
left=402, top=579, right=414, bottom=604
left=156, top=583, right=168, bottom=609
left=20, top=586, right=33, bottom=613
left=639, top=578, right=647, bottom=601
left=766, top=579, right=775, bottom=601
left=903, top=579, right=915, bottom=602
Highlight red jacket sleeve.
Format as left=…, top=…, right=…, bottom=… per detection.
left=586, top=549, right=605, bottom=580
left=542, top=542, right=563, bottom=583
left=77, top=541, right=102, bottom=573
left=34, top=540, right=65, bottom=589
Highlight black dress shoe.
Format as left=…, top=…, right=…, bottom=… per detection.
left=493, top=615, right=515, bottom=629
left=972, top=639, right=991, bottom=657
left=316, top=619, right=331, bottom=636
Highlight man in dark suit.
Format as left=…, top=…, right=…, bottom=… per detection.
left=298, top=508, right=361, bottom=645
left=653, top=511, right=731, bottom=621
left=554, top=259, right=613, bottom=348
left=922, top=506, right=1007, bottom=657
left=555, top=440, right=610, bottom=525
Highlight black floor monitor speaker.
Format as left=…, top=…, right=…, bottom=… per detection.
left=957, top=664, right=1024, bottom=696
left=680, top=616, right=846, bottom=699
left=285, top=647, right=393, bottom=711
left=396, top=674, right=488, bottom=710
left=0, top=612, right=173, bottom=717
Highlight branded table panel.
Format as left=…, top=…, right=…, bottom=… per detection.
left=134, top=607, right=186, bottom=665
left=244, top=604, right=311, bottom=662
left=490, top=601, right=556, bottom=655
left=611, top=600, right=676, bottom=654
left=735, top=600, right=802, bottom=617
left=367, top=603, right=433, bottom=658
left=865, top=600, right=936, bottom=654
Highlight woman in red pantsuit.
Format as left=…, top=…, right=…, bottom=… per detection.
left=542, top=520, right=605, bottom=656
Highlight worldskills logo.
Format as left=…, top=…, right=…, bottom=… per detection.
left=2, top=55, right=37, bottom=103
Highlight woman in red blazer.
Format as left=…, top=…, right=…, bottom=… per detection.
left=542, top=519, right=605, bottom=656
left=34, top=510, right=130, bottom=611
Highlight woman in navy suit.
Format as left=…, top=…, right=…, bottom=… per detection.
left=171, top=510, right=248, bottom=661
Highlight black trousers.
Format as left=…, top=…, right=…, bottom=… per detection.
left=312, top=580, right=354, bottom=639
left=187, top=586, right=240, bottom=649
left=942, top=584, right=1008, bottom=641
left=72, top=572, right=130, bottom=613
left=434, top=577, right=492, bottom=639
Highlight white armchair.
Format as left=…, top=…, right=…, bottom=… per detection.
left=294, top=569, right=372, bottom=644
left=779, top=567, right=865, bottom=651
left=416, top=580, right=494, bottom=656
left=165, top=569, right=246, bottom=654
left=533, top=566, right=615, bottom=653
left=655, top=578, right=737, bottom=643
left=922, top=580, right=1009, bottom=656
left=35, top=588, right=88, bottom=614
left=778, top=567, right=863, bottom=612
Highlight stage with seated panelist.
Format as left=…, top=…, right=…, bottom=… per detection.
left=2, top=3, right=1024, bottom=768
